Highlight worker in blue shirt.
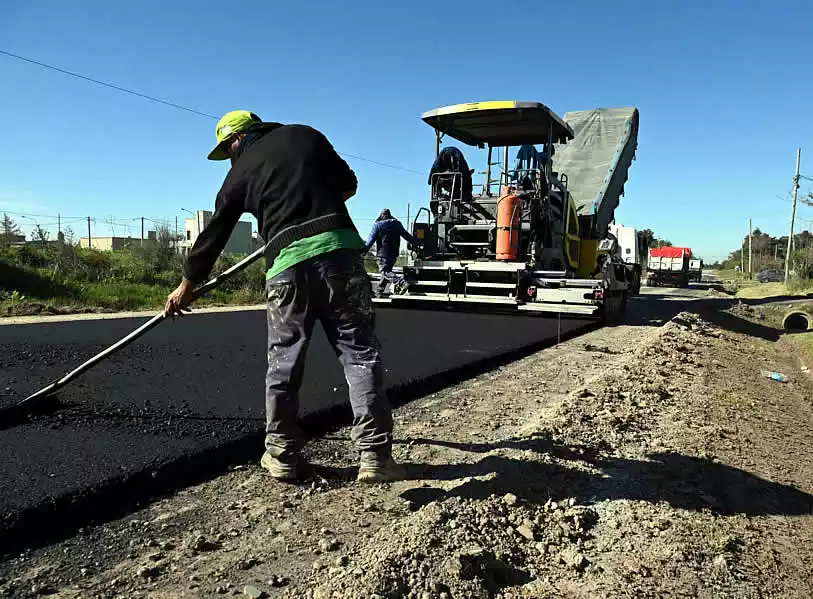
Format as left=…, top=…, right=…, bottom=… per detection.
left=365, top=209, right=415, bottom=296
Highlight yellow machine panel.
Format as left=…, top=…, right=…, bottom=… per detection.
left=577, top=239, right=600, bottom=278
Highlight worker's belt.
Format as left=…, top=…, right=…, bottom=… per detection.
left=264, top=212, right=356, bottom=263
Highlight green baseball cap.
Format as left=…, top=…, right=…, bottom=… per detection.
left=208, top=110, right=270, bottom=160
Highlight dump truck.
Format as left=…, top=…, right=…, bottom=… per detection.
left=372, top=100, right=640, bottom=323
left=645, top=246, right=700, bottom=287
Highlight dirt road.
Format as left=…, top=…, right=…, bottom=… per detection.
left=1, top=290, right=812, bottom=598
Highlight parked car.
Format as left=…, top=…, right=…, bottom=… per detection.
left=756, top=269, right=784, bottom=283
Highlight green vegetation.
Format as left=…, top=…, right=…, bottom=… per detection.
left=790, top=330, right=813, bottom=365
left=713, top=227, right=813, bottom=297
left=0, top=214, right=399, bottom=317
left=719, top=227, right=813, bottom=278
left=0, top=218, right=268, bottom=316
left=638, top=228, right=672, bottom=249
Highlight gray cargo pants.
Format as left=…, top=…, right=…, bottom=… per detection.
left=265, top=248, right=393, bottom=460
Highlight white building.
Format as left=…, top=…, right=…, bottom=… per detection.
left=180, top=210, right=256, bottom=255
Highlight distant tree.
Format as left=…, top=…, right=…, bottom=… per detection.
left=639, top=228, right=655, bottom=247
left=63, top=226, right=77, bottom=246
left=32, top=224, right=50, bottom=246
left=791, top=246, right=813, bottom=279
left=637, top=229, right=673, bottom=248
left=146, top=223, right=183, bottom=271
left=1, top=213, right=23, bottom=246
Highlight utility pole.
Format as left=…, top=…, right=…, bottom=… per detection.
left=406, top=202, right=411, bottom=228
left=748, top=218, right=753, bottom=280
left=141, top=216, right=145, bottom=246
left=87, top=216, right=92, bottom=249
left=740, top=241, right=744, bottom=274
left=785, top=147, right=801, bottom=285
left=57, top=213, right=61, bottom=235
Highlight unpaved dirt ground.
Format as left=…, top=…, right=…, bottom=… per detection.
left=2, top=292, right=813, bottom=598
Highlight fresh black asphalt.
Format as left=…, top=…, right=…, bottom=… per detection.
left=0, top=306, right=589, bottom=553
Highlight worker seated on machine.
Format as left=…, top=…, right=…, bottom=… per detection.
left=428, top=146, right=473, bottom=211
left=512, top=144, right=550, bottom=196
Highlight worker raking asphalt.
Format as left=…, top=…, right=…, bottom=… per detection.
left=165, top=110, right=404, bottom=483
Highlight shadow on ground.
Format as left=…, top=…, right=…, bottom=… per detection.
left=621, top=293, right=716, bottom=328
left=630, top=291, right=808, bottom=342
left=393, top=435, right=813, bottom=518
left=697, top=308, right=783, bottom=342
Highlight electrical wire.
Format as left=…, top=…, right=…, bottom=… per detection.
left=0, top=49, right=218, bottom=120
left=0, top=209, right=87, bottom=219
left=0, top=49, right=424, bottom=175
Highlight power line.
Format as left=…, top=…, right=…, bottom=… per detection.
left=2, top=209, right=411, bottom=228
left=0, top=49, right=423, bottom=175
left=0, top=49, right=218, bottom=120
left=0, top=209, right=86, bottom=219
left=334, top=154, right=421, bottom=174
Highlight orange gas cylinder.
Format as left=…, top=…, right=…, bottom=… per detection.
left=496, top=191, right=520, bottom=260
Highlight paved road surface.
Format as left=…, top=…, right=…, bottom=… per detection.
left=0, top=306, right=588, bottom=551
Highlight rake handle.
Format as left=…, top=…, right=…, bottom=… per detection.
left=15, top=243, right=269, bottom=407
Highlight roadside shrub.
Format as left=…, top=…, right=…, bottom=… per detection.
left=0, top=239, right=268, bottom=313
left=14, top=245, right=52, bottom=268
left=786, top=277, right=813, bottom=294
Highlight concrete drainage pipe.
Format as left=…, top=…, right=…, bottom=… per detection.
left=782, top=310, right=811, bottom=332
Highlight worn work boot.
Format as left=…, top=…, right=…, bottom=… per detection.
left=260, top=451, right=307, bottom=482
left=394, top=281, right=411, bottom=296
left=357, top=451, right=404, bottom=483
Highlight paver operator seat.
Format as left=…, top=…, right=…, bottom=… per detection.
left=428, top=145, right=473, bottom=207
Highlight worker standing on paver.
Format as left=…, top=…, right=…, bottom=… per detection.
left=364, top=209, right=415, bottom=297
left=164, top=110, right=402, bottom=483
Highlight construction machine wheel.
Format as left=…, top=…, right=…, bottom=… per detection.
left=600, top=292, right=626, bottom=326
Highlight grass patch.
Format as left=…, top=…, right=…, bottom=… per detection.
left=0, top=243, right=268, bottom=316
left=707, top=268, right=764, bottom=295
left=710, top=268, right=742, bottom=281
left=734, top=280, right=813, bottom=300
left=736, top=282, right=787, bottom=299
left=787, top=331, right=813, bottom=366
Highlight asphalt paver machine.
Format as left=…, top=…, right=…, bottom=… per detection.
left=376, top=101, right=639, bottom=322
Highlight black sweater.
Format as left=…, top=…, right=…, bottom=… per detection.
left=183, top=124, right=358, bottom=283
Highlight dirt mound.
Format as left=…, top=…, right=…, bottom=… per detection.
left=309, top=494, right=597, bottom=599
left=307, top=313, right=751, bottom=599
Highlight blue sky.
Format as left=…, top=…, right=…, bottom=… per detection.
left=1, top=0, right=811, bottom=262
